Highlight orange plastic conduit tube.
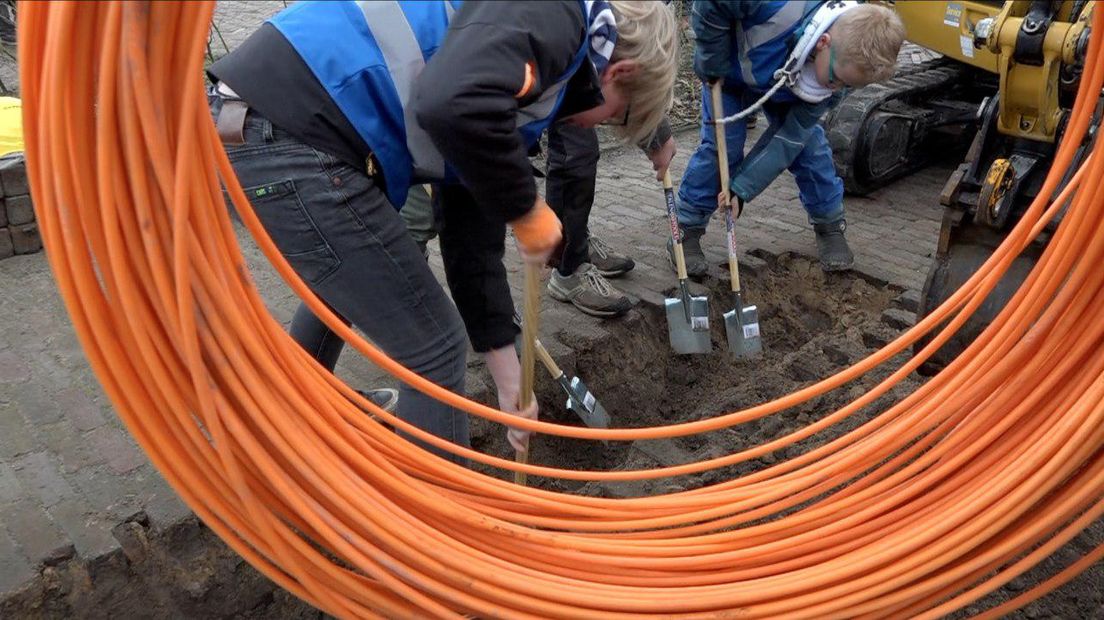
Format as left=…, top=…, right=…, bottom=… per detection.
left=20, top=1, right=1104, bottom=617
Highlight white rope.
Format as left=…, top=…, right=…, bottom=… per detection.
left=711, top=70, right=791, bottom=126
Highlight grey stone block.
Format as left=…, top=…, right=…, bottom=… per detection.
left=140, top=475, right=192, bottom=531
left=0, top=350, right=32, bottom=384
left=822, top=344, right=852, bottom=366
left=0, top=465, right=23, bottom=505
left=0, top=154, right=28, bottom=197
left=85, top=426, right=146, bottom=475
left=46, top=498, right=120, bottom=560
left=882, top=308, right=917, bottom=330
left=862, top=330, right=890, bottom=349
left=0, top=227, right=11, bottom=260
left=69, top=465, right=147, bottom=524
left=55, top=386, right=107, bottom=433
left=11, top=452, right=77, bottom=508
left=894, top=289, right=922, bottom=313
left=632, top=438, right=696, bottom=467
left=0, top=401, right=36, bottom=460
left=0, top=530, right=34, bottom=597
left=4, top=194, right=33, bottom=226
left=0, top=500, right=71, bottom=565
left=15, top=385, right=65, bottom=427
left=10, top=224, right=41, bottom=255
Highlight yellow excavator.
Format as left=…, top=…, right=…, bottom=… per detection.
left=823, top=1, right=1095, bottom=373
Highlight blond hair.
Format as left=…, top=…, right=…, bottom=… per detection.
left=608, top=0, right=679, bottom=145
left=831, top=4, right=906, bottom=85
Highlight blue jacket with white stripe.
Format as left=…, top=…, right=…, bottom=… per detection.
left=690, top=1, right=843, bottom=202
left=212, top=1, right=590, bottom=214
left=267, top=0, right=587, bottom=211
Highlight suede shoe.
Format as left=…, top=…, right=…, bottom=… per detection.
left=666, top=226, right=709, bottom=279
left=548, top=263, right=633, bottom=318
left=588, top=235, right=635, bottom=278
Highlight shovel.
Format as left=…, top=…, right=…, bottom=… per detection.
left=514, top=263, right=541, bottom=486
left=661, top=170, right=712, bottom=355
left=514, top=312, right=611, bottom=429
left=711, top=82, right=763, bottom=359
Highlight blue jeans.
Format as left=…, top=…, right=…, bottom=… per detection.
left=211, top=95, right=470, bottom=465
left=677, top=88, right=845, bottom=229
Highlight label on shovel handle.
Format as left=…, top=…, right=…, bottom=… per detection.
left=743, top=322, right=761, bottom=339
left=691, top=316, right=710, bottom=330
left=583, top=391, right=596, bottom=410
left=665, top=190, right=680, bottom=240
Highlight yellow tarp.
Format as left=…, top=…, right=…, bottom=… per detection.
left=0, top=96, right=23, bottom=157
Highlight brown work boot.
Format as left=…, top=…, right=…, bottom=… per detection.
left=548, top=263, right=633, bottom=318
left=588, top=235, right=635, bottom=278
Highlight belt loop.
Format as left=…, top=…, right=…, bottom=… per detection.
left=263, top=118, right=274, bottom=143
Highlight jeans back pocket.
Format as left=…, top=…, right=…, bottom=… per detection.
left=243, top=179, right=341, bottom=285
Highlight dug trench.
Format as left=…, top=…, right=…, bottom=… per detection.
left=470, top=250, right=921, bottom=496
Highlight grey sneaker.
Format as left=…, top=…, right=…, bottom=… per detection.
left=814, top=220, right=855, bottom=272
left=548, top=263, right=632, bottom=318
left=588, top=235, right=635, bottom=278
left=666, top=226, right=709, bottom=279
left=355, top=388, right=399, bottom=413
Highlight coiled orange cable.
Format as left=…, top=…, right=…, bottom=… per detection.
left=20, top=2, right=1104, bottom=617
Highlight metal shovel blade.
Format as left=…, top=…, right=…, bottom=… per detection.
left=665, top=294, right=712, bottom=355
left=724, top=301, right=762, bottom=359
left=562, top=375, right=611, bottom=429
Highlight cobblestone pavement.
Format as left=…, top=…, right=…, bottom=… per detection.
left=0, top=0, right=970, bottom=608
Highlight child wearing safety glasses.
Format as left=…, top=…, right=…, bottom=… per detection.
left=668, top=1, right=905, bottom=274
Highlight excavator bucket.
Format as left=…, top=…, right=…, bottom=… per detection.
left=915, top=222, right=1043, bottom=376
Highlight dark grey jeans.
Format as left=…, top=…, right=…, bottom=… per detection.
left=545, top=122, right=600, bottom=276
left=211, top=95, right=470, bottom=465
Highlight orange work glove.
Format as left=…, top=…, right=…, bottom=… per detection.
left=511, top=197, right=562, bottom=265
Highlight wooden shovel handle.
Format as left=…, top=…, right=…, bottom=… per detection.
left=662, top=170, right=691, bottom=281
left=515, top=262, right=541, bottom=486
left=711, top=82, right=743, bottom=295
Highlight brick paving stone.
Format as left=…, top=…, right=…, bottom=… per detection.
left=0, top=500, right=70, bottom=565
left=85, top=426, right=146, bottom=475
left=0, top=349, right=32, bottom=384
left=3, top=194, right=32, bottom=227
left=14, top=384, right=65, bottom=427
left=0, top=530, right=34, bottom=596
left=0, top=155, right=27, bottom=198
left=54, top=386, right=107, bottom=433
left=45, top=498, right=119, bottom=560
left=137, top=473, right=191, bottom=531
left=0, top=401, right=35, bottom=460
left=9, top=223, right=41, bottom=255
left=0, top=464, right=23, bottom=505
left=10, top=451, right=77, bottom=509
left=895, top=289, right=922, bottom=313
left=882, top=308, right=918, bottom=331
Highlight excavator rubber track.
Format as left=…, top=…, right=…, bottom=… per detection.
left=823, top=58, right=985, bottom=195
